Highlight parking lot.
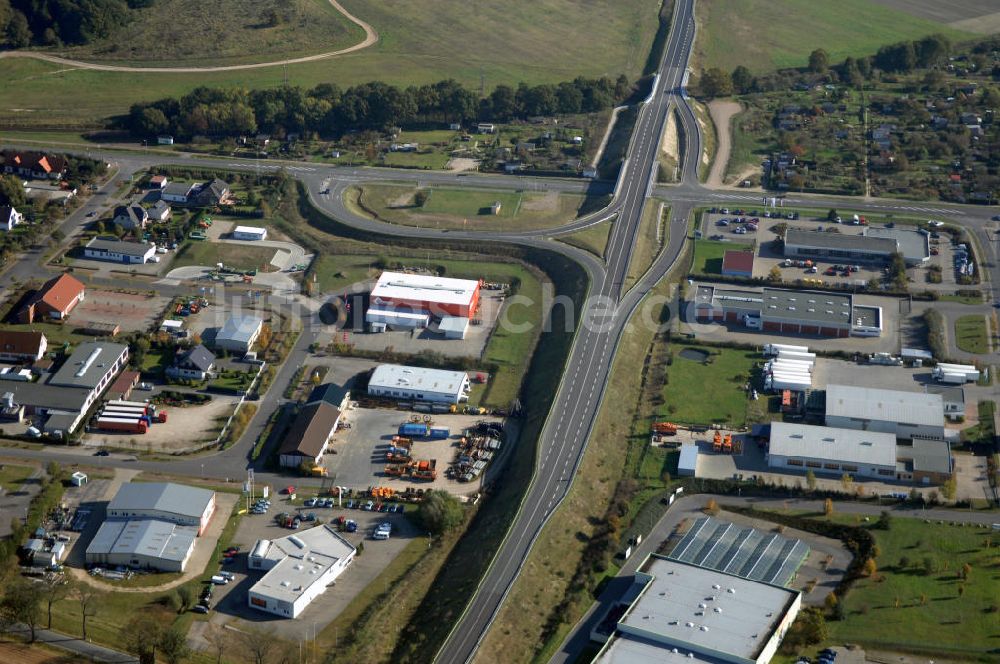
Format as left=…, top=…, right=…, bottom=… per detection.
left=221, top=502, right=421, bottom=641
left=72, top=289, right=170, bottom=334
left=326, top=407, right=506, bottom=494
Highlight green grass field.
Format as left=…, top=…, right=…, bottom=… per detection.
left=624, top=200, right=667, bottom=291
left=60, top=0, right=363, bottom=66
left=171, top=241, right=279, bottom=272
left=690, top=239, right=732, bottom=274
left=658, top=345, right=755, bottom=425
left=695, top=0, right=971, bottom=73
left=558, top=220, right=613, bottom=257
left=828, top=518, right=1000, bottom=657
left=0, top=463, right=35, bottom=491
left=352, top=184, right=589, bottom=231
left=0, top=0, right=659, bottom=126
left=954, top=314, right=990, bottom=354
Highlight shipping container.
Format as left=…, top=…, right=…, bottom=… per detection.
left=398, top=423, right=429, bottom=437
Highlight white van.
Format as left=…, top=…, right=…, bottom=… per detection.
left=210, top=575, right=228, bottom=585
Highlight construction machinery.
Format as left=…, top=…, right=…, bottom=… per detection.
left=386, top=446, right=411, bottom=462
left=722, top=433, right=733, bottom=453
left=370, top=486, right=395, bottom=499
left=652, top=422, right=678, bottom=435
left=411, top=459, right=437, bottom=481
left=391, top=436, right=413, bottom=448
left=384, top=463, right=410, bottom=477
left=712, top=431, right=722, bottom=452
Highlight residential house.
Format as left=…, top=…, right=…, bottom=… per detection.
left=112, top=204, right=149, bottom=231
left=149, top=175, right=168, bottom=190
left=17, top=274, right=86, bottom=323
left=0, top=331, right=47, bottom=362
left=2, top=151, right=67, bottom=180
left=165, top=344, right=216, bottom=381
left=148, top=200, right=172, bottom=222
left=0, top=205, right=23, bottom=231
left=189, top=179, right=230, bottom=207
left=161, top=182, right=197, bottom=204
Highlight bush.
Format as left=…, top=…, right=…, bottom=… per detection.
left=417, top=491, right=465, bottom=536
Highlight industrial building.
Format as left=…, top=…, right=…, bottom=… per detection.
left=367, top=364, right=471, bottom=404
left=277, top=401, right=342, bottom=468
left=824, top=384, right=945, bottom=441
left=768, top=421, right=899, bottom=480
left=86, top=518, right=198, bottom=572
left=864, top=227, right=930, bottom=265
left=721, top=250, right=755, bottom=277
left=247, top=524, right=357, bottom=618
left=106, top=482, right=216, bottom=534
left=84, top=237, right=157, bottom=264
left=0, top=330, right=47, bottom=361
left=214, top=315, right=264, bottom=353
left=668, top=517, right=810, bottom=587
left=693, top=285, right=881, bottom=338
left=366, top=271, right=481, bottom=332
left=593, top=555, right=801, bottom=664
left=784, top=228, right=898, bottom=263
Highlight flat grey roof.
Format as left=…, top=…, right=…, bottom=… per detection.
left=108, top=482, right=214, bottom=521
left=785, top=228, right=898, bottom=254
left=769, top=421, right=897, bottom=468
left=904, top=439, right=952, bottom=475
left=826, top=384, right=944, bottom=428
left=86, top=237, right=154, bottom=257
left=668, top=517, right=810, bottom=587
left=852, top=305, right=880, bottom=328
left=86, top=518, right=197, bottom=563
left=924, top=384, right=964, bottom=404
left=761, top=288, right=853, bottom=326
left=865, top=227, right=929, bottom=262
left=369, top=364, right=469, bottom=397
left=616, top=556, right=799, bottom=661
left=217, top=315, right=263, bottom=345
left=43, top=412, right=79, bottom=433
left=49, top=342, right=128, bottom=389
left=6, top=381, right=91, bottom=412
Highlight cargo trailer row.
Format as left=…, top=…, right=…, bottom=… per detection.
left=763, top=344, right=809, bottom=358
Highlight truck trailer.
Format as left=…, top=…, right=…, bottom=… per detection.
left=763, top=344, right=809, bottom=357
left=107, top=400, right=156, bottom=415
left=936, top=371, right=970, bottom=385
left=398, top=423, right=429, bottom=437
left=933, top=364, right=980, bottom=381
left=95, top=417, right=147, bottom=434
left=775, top=350, right=817, bottom=363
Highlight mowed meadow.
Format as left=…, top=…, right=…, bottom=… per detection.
left=0, top=0, right=661, bottom=126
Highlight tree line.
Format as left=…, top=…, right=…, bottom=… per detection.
left=696, top=33, right=957, bottom=97
left=125, top=75, right=633, bottom=140
left=0, top=0, right=153, bottom=47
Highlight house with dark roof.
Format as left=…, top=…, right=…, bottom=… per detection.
left=0, top=205, right=24, bottom=231
left=278, top=401, right=342, bottom=469
left=84, top=237, right=156, bottom=264
left=17, top=273, right=86, bottom=323
left=166, top=344, right=216, bottom=381
left=306, top=382, right=351, bottom=410
left=190, top=178, right=230, bottom=207
left=112, top=204, right=149, bottom=231
left=161, top=182, right=197, bottom=204
left=0, top=330, right=47, bottom=361
left=148, top=200, right=172, bottom=222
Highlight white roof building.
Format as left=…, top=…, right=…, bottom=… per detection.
left=85, top=518, right=198, bottom=572
left=595, top=556, right=801, bottom=664
left=768, top=421, right=898, bottom=480
left=232, top=226, right=268, bottom=241
left=368, top=364, right=471, bottom=404
left=247, top=524, right=356, bottom=618
left=214, top=315, right=264, bottom=353
left=369, top=271, right=480, bottom=318
left=825, top=384, right=945, bottom=440
left=107, top=482, right=216, bottom=534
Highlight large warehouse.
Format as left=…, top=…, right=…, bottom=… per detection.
left=366, top=271, right=481, bottom=331
left=248, top=524, right=357, bottom=618
left=107, top=482, right=216, bottom=534
left=693, top=285, right=881, bottom=338
left=368, top=364, right=471, bottom=404
left=277, top=401, right=342, bottom=468
left=784, top=228, right=897, bottom=263
left=86, top=518, right=198, bottom=572
left=825, top=384, right=945, bottom=441
left=593, top=555, right=801, bottom=664
left=768, top=421, right=898, bottom=480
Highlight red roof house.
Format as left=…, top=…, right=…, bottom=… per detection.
left=17, top=274, right=86, bottom=324
left=721, top=250, right=756, bottom=278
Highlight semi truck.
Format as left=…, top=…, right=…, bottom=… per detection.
left=933, top=364, right=980, bottom=382
left=96, top=417, right=147, bottom=434
left=936, top=372, right=969, bottom=385
left=763, top=344, right=809, bottom=357
left=107, top=399, right=156, bottom=414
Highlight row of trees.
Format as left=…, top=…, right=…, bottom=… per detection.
left=126, top=75, right=633, bottom=140
left=0, top=0, right=152, bottom=48
left=697, top=34, right=955, bottom=98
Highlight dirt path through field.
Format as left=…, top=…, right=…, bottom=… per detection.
left=0, top=0, right=377, bottom=72
left=706, top=100, right=742, bottom=188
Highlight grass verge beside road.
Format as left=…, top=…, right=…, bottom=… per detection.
left=558, top=220, right=613, bottom=258
left=624, top=202, right=667, bottom=292
left=955, top=315, right=990, bottom=354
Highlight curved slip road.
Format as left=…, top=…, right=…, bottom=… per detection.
left=0, top=0, right=377, bottom=73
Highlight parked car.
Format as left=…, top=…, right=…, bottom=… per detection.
left=192, top=604, right=209, bottom=614
left=304, top=498, right=317, bottom=507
